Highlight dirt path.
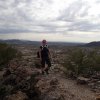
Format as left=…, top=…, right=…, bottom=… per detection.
left=46, top=67, right=95, bottom=100
left=58, top=75, right=95, bottom=100
left=18, top=46, right=96, bottom=100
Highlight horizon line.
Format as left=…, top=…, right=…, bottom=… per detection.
left=0, top=39, right=89, bottom=43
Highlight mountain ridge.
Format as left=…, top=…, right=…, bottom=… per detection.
left=82, top=41, right=100, bottom=47
left=0, top=39, right=85, bottom=46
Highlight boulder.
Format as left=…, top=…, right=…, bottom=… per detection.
left=96, top=95, right=100, bottom=100
left=77, top=77, right=90, bottom=84
left=43, top=93, right=64, bottom=100
left=3, top=69, right=11, bottom=77
left=50, top=78, right=59, bottom=86
left=5, top=91, right=28, bottom=100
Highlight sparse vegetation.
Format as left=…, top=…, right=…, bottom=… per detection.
left=0, top=43, right=40, bottom=100
left=0, top=43, right=98, bottom=100
left=63, top=47, right=100, bottom=77
left=0, top=43, right=22, bottom=69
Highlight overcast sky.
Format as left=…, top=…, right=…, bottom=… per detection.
left=0, top=0, right=100, bottom=42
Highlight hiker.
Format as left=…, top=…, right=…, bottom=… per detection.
left=39, top=39, right=51, bottom=74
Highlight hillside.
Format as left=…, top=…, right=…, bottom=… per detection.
left=0, top=39, right=84, bottom=46
left=0, top=44, right=99, bottom=100
left=83, top=41, right=100, bottom=47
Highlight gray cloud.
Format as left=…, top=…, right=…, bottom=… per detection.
left=0, top=0, right=100, bottom=42
left=0, top=28, right=32, bottom=33
left=57, top=0, right=83, bottom=21
left=57, top=0, right=100, bottom=32
left=67, top=21, right=100, bottom=32
left=96, top=0, right=100, bottom=3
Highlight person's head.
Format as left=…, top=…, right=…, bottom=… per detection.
left=42, top=39, right=47, bottom=46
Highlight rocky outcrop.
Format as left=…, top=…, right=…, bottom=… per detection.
left=0, top=60, right=41, bottom=100
left=36, top=77, right=65, bottom=100
left=5, top=91, right=28, bottom=100
left=77, top=77, right=90, bottom=84
left=0, top=45, right=99, bottom=100
left=96, top=96, right=100, bottom=100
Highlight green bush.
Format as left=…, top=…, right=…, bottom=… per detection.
left=63, top=47, right=100, bottom=76
left=0, top=85, right=7, bottom=98
left=0, top=43, right=22, bottom=69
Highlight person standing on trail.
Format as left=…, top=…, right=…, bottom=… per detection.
left=39, top=39, right=51, bottom=74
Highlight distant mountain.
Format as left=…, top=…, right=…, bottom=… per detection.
left=0, top=39, right=85, bottom=46
left=0, top=39, right=40, bottom=45
left=48, top=42, right=85, bottom=46
left=83, top=41, right=100, bottom=47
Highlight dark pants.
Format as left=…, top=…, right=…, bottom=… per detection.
left=41, top=57, right=51, bottom=68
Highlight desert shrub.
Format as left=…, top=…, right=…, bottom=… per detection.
left=0, top=43, right=22, bottom=69
left=0, top=85, right=7, bottom=98
left=63, top=47, right=100, bottom=76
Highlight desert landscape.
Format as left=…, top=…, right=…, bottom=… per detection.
left=0, top=40, right=100, bottom=100
left=0, top=0, right=100, bottom=100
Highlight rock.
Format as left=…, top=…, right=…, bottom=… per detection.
left=77, top=77, right=90, bottom=84
left=30, top=70, right=40, bottom=77
left=0, top=70, right=5, bottom=79
left=97, top=81, right=100, bottom=84
left=3, top=69, right=11, bottom=77
left=66, top=71, right=77, bottom=79
left=6, top=91, right=28, bottom=100
left=35, top=76, right=65, bottom=100
left=16, top=80, right=30, bottom=91
left=50, top=78, right=59, bottom=86
left=96, top=94, right=100, bottom=100
left=88, top=83, right=95, bottom=89
left=96, top=97, right=100, bottom=100
left=92, top=75, right=100, bottom=79
left=90, top=79, right=99, bottom=83
left=3, top=74, right=17, bottom=85
left=43, top=93, right=64, bottom=100
left=36, top=79, right=51, bottom=94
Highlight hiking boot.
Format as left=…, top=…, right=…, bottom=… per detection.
left=42, top=71, right=45, bottom=75
left=45, top=68, right=49, bottom=75
left=46, top=70, right=49, bottom=74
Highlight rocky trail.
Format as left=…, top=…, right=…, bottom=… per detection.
left=19, top=46, right=96, bottom=100
left=0, top=46, right=98, bottom=100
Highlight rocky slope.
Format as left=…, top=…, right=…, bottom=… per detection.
left=0, top=45, right=99, bottom=100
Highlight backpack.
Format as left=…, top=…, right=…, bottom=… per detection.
left=37, top=45, right=48, bottom=58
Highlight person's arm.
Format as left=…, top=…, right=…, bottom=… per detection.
left=39, top=46, right=42, bottom=61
